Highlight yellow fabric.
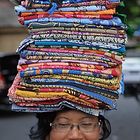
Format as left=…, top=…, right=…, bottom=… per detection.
left=15, top=89, right=94, bottom=107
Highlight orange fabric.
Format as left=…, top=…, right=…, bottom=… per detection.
left=21, top=8, right=116, bottom=17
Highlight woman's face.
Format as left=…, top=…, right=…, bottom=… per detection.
left=48, top=110, right=101, bottom=140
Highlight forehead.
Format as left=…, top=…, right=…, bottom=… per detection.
left=55, top=110, right=98, bottom=121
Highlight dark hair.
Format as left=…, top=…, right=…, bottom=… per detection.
left=98, top=115, right=111, bottom=140
left=29, top=110, right=111, bottom=140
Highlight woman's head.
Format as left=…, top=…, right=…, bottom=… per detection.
left=29, top=109, right=111, bottom=140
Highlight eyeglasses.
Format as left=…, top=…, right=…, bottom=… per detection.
left=50, top=121, right=101, bottom=133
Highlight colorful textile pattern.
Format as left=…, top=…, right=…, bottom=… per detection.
left=8, top=0, right=127, bottom=116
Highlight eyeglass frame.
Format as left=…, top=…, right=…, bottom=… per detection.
left=50, top=120, right=102, bottom=133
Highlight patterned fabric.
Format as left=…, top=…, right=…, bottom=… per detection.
left=8, top=0, right=127, bottom=116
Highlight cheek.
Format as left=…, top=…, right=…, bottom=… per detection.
left=83, top=129, right=101, bottom=140
left=85, top=134, right=100, bottom=140
left=49, top=130, right=66, bottom=140
left=49, top=129, right=101, bottom=140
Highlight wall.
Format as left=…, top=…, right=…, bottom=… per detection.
left=0, top=27, right=28, bottom=52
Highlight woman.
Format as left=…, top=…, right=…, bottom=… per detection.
left=8, top=1, right=125, bottom=140
left=29, top=109, right=111, bottom=140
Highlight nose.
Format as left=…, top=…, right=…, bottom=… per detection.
left=67, top=126, right=83, bottom=140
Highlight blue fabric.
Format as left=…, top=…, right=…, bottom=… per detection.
left=20, top=68, right=114, bottom=79
left=15, top=5, right=106, bottom=15
left=24, top=17, right=124, bottom=27
left=63, top=0, right=120, bottom=4
left=34, top=40, right=126, bottom=53
left=48, top=2, right=58, bottom=14
left=17, top=37, right=126, bottom=53
left=11, top=102, right=104, bottom=116
left=57, top=5, right=106, bottom=12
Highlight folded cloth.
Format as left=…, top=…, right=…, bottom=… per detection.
left=28, top=22, right=126, bottom=35
left=17, top=37, right=126, bottom=53
left=15, top=85, right=116, bottom=108
left=17, top=77, right=120, bottom=92
left=34, top=39, right=125, bottom=53
left=15, top=5, right=107, bottom=15
left=20, top=0, right=120, bottom=8
left=11, top=102, right=104, bottom=116
left=19, top=47, right=124, bottom=62
left=30, top=32, right=127, bottom=44
left=22, top=16, right=124, bottom=27
left=19, top=13, right=113, bottom=20
left=20, top=9, right=116, bottom=17
left=8, top=0, right=127, bottom=115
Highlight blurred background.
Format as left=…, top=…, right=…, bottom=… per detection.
left=0, top=0, right=140, bottom=140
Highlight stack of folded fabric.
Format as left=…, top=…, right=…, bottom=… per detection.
left=8, top=0, right=127, bottom=115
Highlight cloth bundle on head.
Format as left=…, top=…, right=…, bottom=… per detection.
left=8, top=0, right=127, bottom=116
